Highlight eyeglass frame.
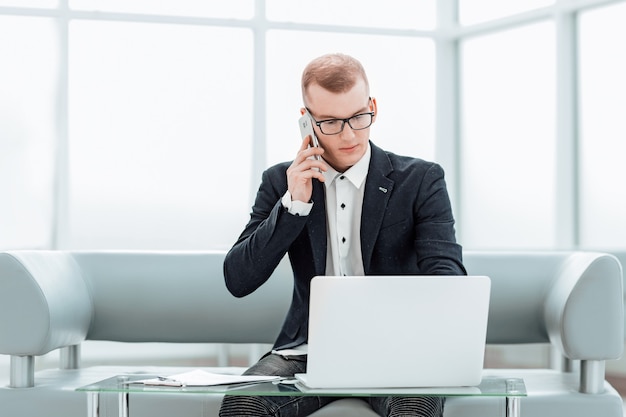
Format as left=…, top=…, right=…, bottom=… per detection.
left=305, top=98, right=375, bottom=135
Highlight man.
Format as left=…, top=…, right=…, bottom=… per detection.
left=220, top=53, right=466, bottom=417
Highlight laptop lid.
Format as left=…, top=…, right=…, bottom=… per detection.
left=296, top=275, right=491, bottom=389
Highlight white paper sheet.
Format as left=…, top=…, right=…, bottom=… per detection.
left=136, top=369, right=282, bottom=387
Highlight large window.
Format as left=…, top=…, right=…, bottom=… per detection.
left=459, top=0, right=554, bottom=25
left=67, top=20, right=253, bottom=249
left=0, top=0, right=56, bottom=7
left=1, top=0, right=626, bottom=252
left=266, top=0, right=435, bottom=30
left=69, top=0, right=255, bottom=18
left=578, top=2, right=626, bottom=249
left=0, top=15, right=58, bottom=249
left=460, top=22, right=556, bottom=249
left=0, top=2, right=439, bottom=251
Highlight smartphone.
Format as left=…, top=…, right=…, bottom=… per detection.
left=298, top=113, right=321, bottom=161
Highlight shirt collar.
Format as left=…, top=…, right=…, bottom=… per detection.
left=322, top=143, right=371, bottom=189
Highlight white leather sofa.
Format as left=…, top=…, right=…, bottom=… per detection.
left=0, top=250, right=623, bottom=417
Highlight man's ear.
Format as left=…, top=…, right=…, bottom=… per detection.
left=370, top=97, right=378, bottom=122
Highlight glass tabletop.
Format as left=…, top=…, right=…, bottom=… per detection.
left=77, top=374, right=526, bottom=398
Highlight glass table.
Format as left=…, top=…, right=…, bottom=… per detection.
left=77, top=374, right=526, bottom=417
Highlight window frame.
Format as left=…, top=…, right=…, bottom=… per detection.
left=1, top=0, right=625, bottom=250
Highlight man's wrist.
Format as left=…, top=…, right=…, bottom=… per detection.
left=281, top=191, right=313, bottom=216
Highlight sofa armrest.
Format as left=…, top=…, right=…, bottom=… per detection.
left=0, top=251, right=92, bottom=356
left=544, top=252, right=624, bottom=360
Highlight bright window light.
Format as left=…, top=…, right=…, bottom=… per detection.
left=266, top=0, right=435, bottom=30
left=0, top=0, right=57, bottom=7
left=69, top=0, right=254, bottom=19
left=0, top=15, right=58, bottom=249
left=578, top=3, right=626, bottom=249
left=68, top=20, right=253, bottom=250
left=459, top=0, right=554, bottom=26
left=460, top=22, right=556, bottom=249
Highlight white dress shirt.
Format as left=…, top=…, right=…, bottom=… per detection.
left=276, top=144, right=371, bottom=356
left=321, top=144, right=370, bottom=277
left=281, top=144, right=371, bottom=276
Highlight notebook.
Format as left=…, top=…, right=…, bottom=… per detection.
left=294, top=275, right=491, bottom=389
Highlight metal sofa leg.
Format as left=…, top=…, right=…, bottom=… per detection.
left=61, top=344, right=81, bottom=369
left=10, top=355, right=34, bottom=388
left=580, top=360, right=605, bottom=394
left=217, top=344, right=229, bottom=367
left=549, top=346, right=579, bottom=372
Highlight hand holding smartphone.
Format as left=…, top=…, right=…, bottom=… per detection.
left=298, top=113, right=321, bottom=161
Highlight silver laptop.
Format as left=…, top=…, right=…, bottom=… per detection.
left=295, top=275, right=491, bottom=389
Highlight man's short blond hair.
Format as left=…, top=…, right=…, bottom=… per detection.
left=301, top=53, right=370, bottom=103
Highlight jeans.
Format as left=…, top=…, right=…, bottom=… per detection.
left=219, top=353, right=445, bottom=417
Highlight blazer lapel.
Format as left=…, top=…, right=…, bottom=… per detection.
left=361, top=143, right=394, bottom=272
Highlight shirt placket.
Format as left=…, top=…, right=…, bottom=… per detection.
left=336, top=175, right=352, bottom=276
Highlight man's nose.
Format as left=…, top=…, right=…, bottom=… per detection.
left=339, top=123, right=357, bottom=140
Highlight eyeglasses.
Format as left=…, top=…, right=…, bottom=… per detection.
left=305, top=105, right=374, bottom=135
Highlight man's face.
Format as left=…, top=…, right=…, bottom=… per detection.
left=303, top=79, right=377, bottom=173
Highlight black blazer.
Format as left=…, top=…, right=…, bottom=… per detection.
left=224, top=141, right=466, bottom=350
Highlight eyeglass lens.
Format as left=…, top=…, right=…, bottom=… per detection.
left=319, top=113, right=373, bottom=135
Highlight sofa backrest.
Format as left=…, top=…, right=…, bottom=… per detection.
left=465, top=251, right=564, bottom=344
left=73, top=251, right=293, bottom=345
left=0, top=250, right=622, bottom=360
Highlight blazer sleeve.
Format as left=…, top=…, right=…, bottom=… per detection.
left=223, top=164, right=308, bottom=297
left=413, top=162, right=466, bottom=276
